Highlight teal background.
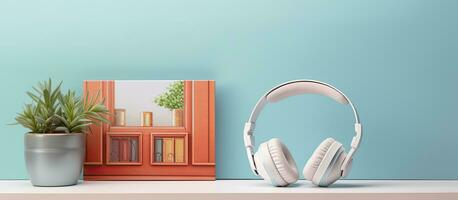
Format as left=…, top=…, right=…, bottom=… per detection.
left=1, top=0, right=457, bottom=180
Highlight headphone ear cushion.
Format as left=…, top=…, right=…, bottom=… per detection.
left=321, top=150, right=347, bottom=186
left=303, top=138, right=335, bottom=181
left=268, top=138, right=299, bottom=184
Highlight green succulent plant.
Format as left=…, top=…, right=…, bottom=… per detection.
left=154, top=81, right=184, bottom=110
left=13, top=79, right=109, bottom=134
left=57, top=90, right=110, bottom=133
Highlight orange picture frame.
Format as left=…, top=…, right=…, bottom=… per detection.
left=83, top=80, right=215, bottom=180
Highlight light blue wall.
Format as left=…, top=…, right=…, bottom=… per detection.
left=1, top=0, right=457, bottom=180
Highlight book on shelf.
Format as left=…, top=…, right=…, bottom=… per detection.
left=163, top=138, right=175, bottom=163
left=130, top=138, right=138, bottom=162
left=120, top=139, right=131, bottom=162
left=154, top=138, right=163, bottom=162
left=174, top=138, right=185, bottom=163
left=110, top=139, right=120, bottom=162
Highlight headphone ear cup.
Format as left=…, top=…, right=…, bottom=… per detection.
left=341, top=158, right=353, bottom=178
left=303, top=138, right=335, bottom=181
left=254, top=144, right=274, bottom=184
left=267, top=138, right=299, bottom=185
left=303, top=138, right=346, bottom=186
left=254, top=138, right=298, bottom=186
left=321, top=150, right=347, bottom=186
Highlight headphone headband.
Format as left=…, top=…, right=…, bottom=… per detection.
left=244, top=80, right=362, bottom=176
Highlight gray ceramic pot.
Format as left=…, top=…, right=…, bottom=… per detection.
left=25, top=133, right=85, bottom=187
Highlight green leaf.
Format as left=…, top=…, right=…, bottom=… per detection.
left=154, top=81, right=184, bottom=110
left=12, top=79, right=110, bottom=134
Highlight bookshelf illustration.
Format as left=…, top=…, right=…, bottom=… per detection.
left=83, top=80, right=215, bottom=180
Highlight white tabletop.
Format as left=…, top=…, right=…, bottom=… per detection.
left=1, top=180, right=458, bottom=200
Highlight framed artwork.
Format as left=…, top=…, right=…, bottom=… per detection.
left=83, top=80, right=215, bottom=180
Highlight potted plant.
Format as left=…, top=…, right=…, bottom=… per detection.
left=13, top=79, right=109, bottom=186
left=154, top=81, right=184, bottom=127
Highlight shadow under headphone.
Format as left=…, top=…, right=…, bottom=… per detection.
left=243, top=80, right=362, bottom=187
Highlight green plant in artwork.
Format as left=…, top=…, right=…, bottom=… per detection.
left=13, top=79, right=109, bottom=134
left=154, top=81, right=184, bottom=110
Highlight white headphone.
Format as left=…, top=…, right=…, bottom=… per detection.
left=243, top=80, right=362, bottom=187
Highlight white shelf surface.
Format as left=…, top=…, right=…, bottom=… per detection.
left=1, top=180, right=458, bottom=200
